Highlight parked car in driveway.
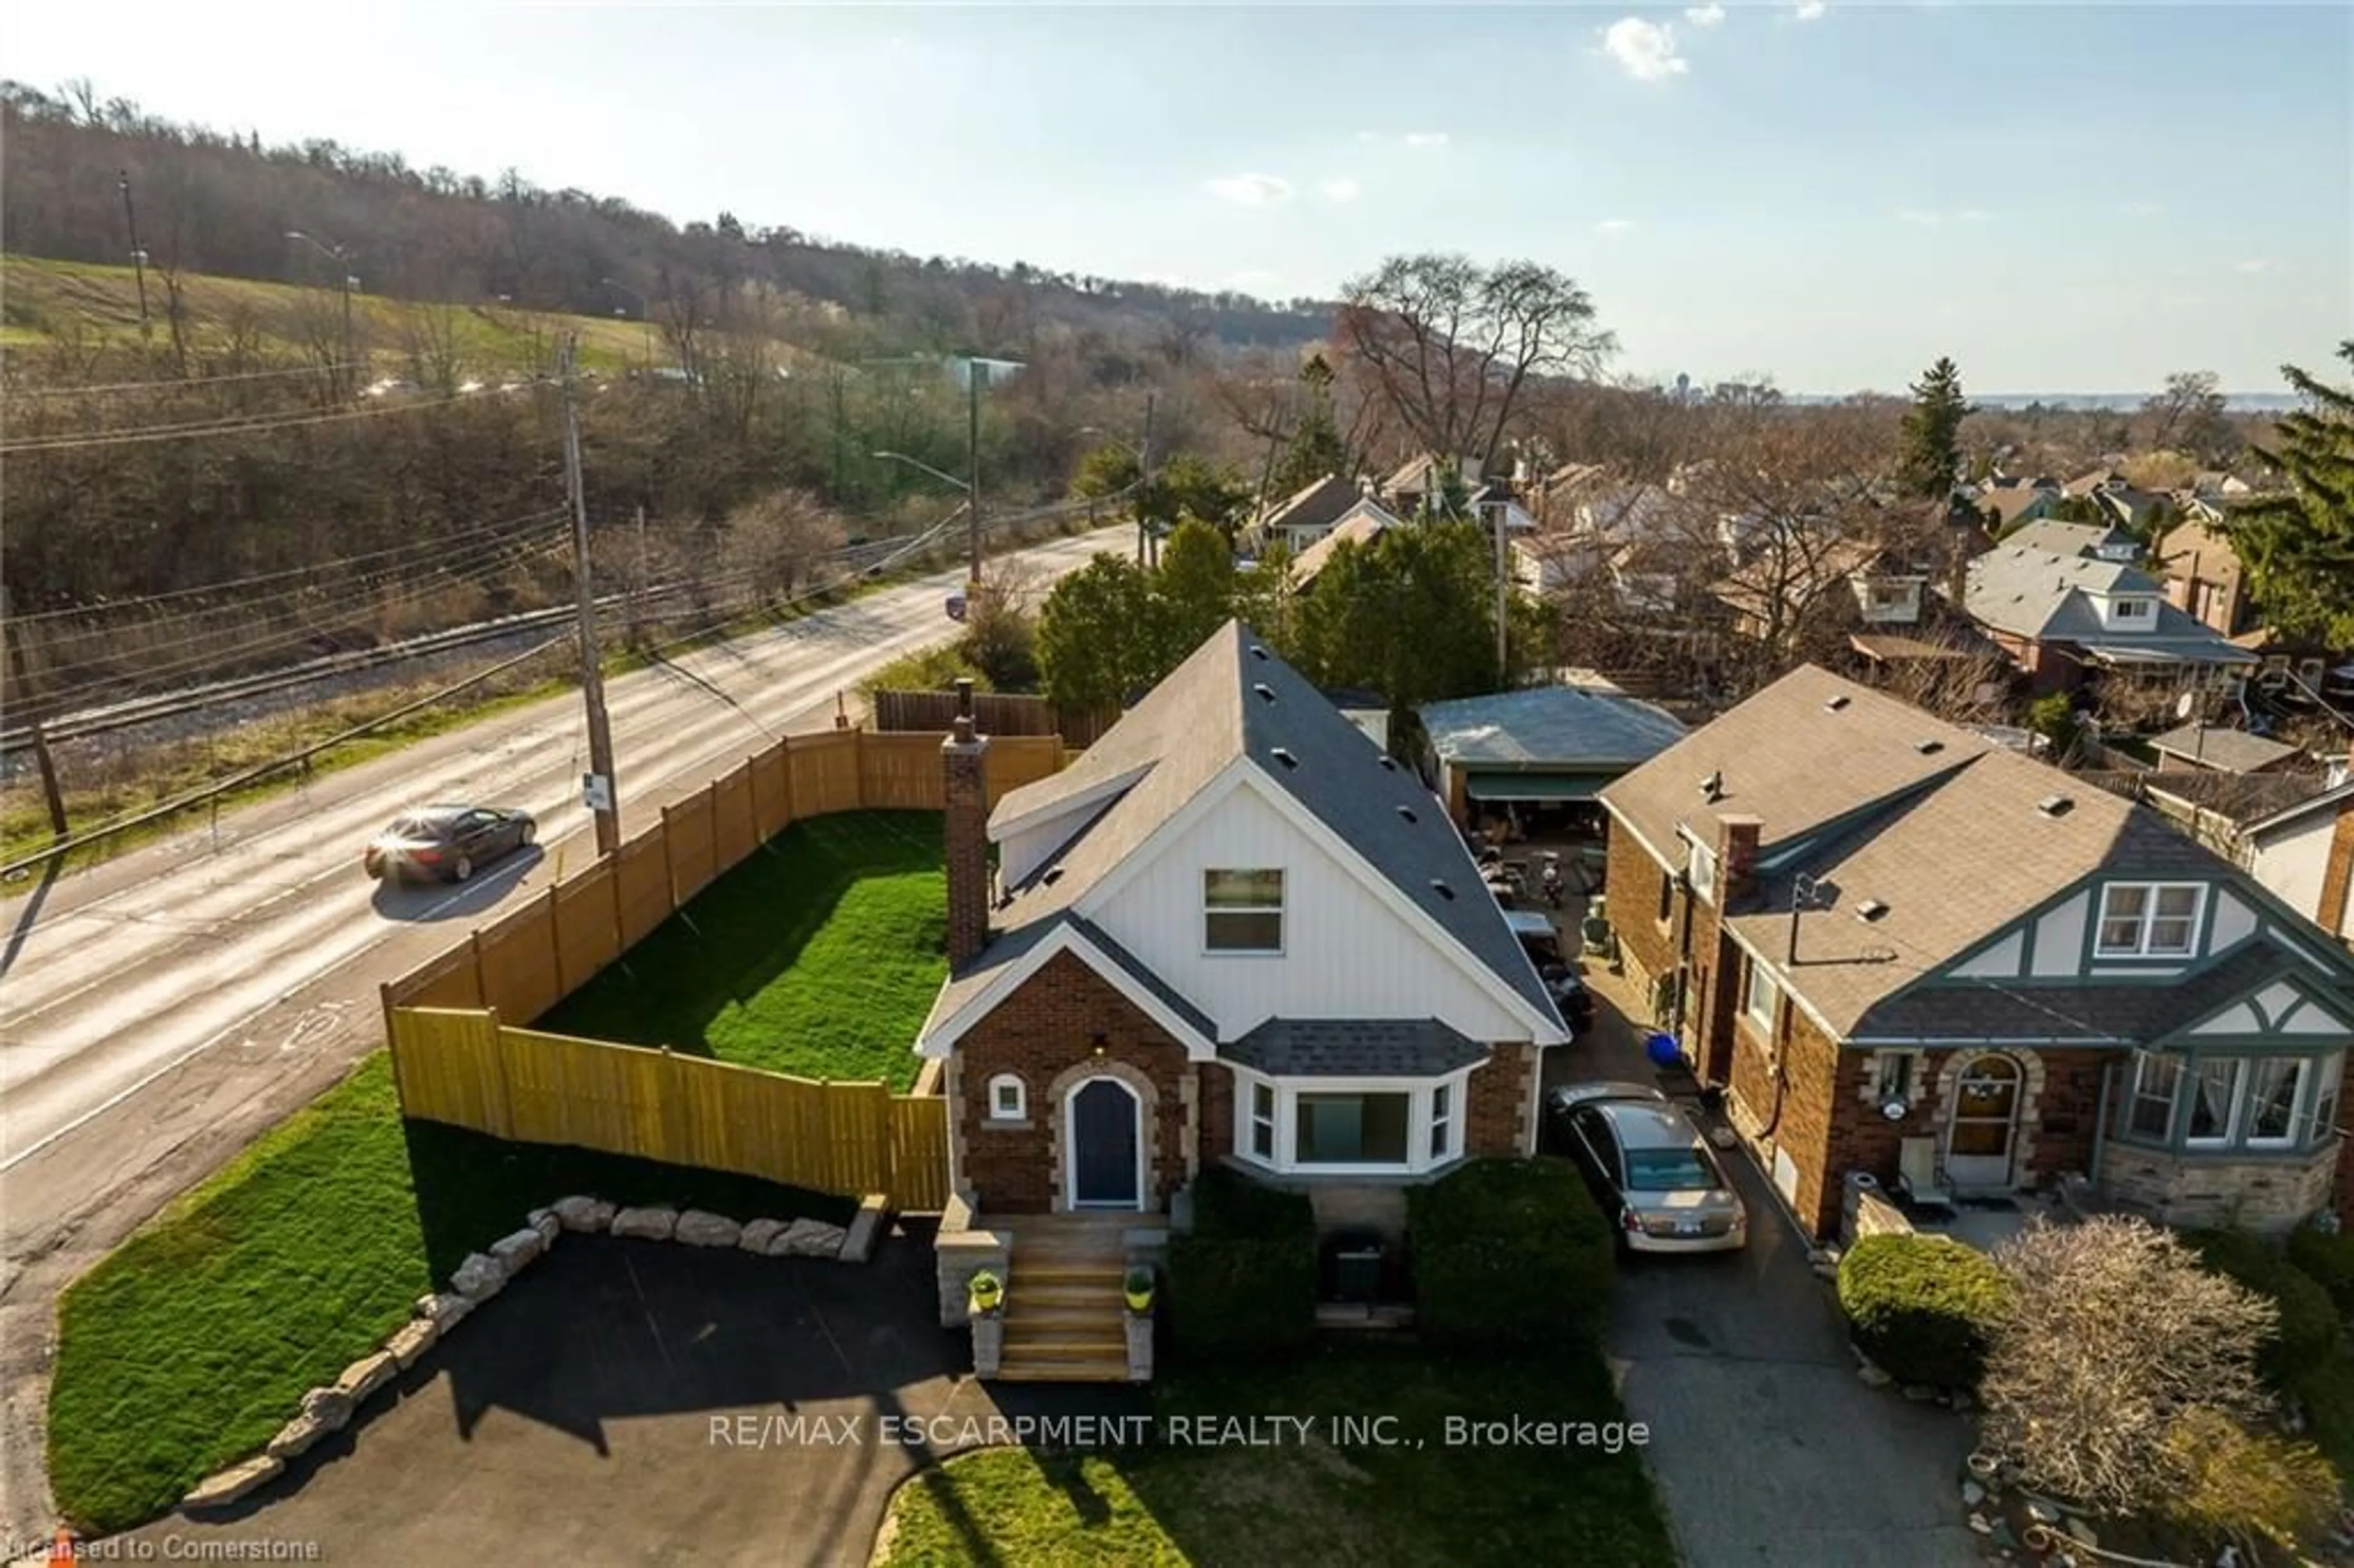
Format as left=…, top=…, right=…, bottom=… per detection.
left=364, top=804, right=536, bottom=884
left=1544, top=1081, right=1747, bottom=1253
left=1503, top=909, right=1594, bottom=1033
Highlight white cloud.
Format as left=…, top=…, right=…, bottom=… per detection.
left=1601, top=17, right=1689, bottom=81
left=1685, top=3, right=1726, bottom=25
left=1319, top=178, right=1362, bottom=203
left=1792, top=1, right=1827, bottom=19
left=1401, top=131, right=1450, bottom=147
left=1205, top=173, right=1293, bottom=208
left=2233, top=258, right=2271, bottom=274
left=1596, top=218, right=1638, bottom=234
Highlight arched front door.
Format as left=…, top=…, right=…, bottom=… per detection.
left=1946, top=1054, right=2023, bottom=1190
left=1066, top=1078, right=1143, bottom=1211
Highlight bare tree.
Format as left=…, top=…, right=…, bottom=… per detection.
left=1981, top=1217, right=2278, bottom=1516
left=721, top=488, right=848, bottom=607
left=1335, top=254, right=1615, bottom=470
left=2139, top=370, right=2236, bottom=461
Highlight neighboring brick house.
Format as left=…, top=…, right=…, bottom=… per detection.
left=1598, top=664, right=2354, bottom=1243
left=914, top=623, right=1568, bottom=1228
left=1960, top=542, right=2258, bottom=696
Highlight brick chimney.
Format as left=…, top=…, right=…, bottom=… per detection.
left=942, top=678, right=992, bottom=967
left=1713, top=813, right=1764, bottom=908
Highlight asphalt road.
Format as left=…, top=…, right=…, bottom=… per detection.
left=0, top=528, right=1117, bottom=1544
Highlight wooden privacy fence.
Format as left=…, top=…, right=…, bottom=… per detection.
left=872, top=688, right=1116, bottom=749
left=382, top=725, right=1067, bottom=1024
left=389, top=1007, right=952, bottom=1212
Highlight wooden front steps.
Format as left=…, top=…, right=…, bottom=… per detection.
left=994, top=1215, right=1132, bottom=1383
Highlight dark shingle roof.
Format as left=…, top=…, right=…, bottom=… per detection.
left=1260, top=474, right=1360, bottom=535
left=1223, top=1018, right=1488, bottom=1076
left=1851, top=939, right=2305, bottom=1044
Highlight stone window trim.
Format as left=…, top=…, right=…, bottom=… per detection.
left=1045, top=1058, right=1165, bottom=1214
left=1863, top=1049, right=1923, bottom=1109
left=984, top=1073, right=1029, bottom=1126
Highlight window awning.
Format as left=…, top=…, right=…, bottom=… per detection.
left=1465, top=771, right=1615, bottom=803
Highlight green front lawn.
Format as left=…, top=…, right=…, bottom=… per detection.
left=880, top=1345, right=1675, bottom=1567
left=539, top=810, right=947, bottom=1088
left=48, top=1054, right=848, bottom=1534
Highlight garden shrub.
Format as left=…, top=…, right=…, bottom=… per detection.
left=1167, top=1168, right=1315, bottom=1357
left=1406, top=1157, right=1613, bottom=1349
left=2187, top=1229, right=2340, bottom=1389
left=2287, top=1223, right=2354, bottom=1323
left=1837, top=1233, right=2007, bottom=1389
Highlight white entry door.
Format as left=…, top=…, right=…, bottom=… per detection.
left=1945, top=1054, right=2022, bottom=1190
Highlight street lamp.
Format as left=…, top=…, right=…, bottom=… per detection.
left=872, top=451, right=983, bottom=582
left=1081, top=389, right=1156, bottom=563
left=598, top=278, right=658, bottom=372
left=286, top=230, right=359, bottom=394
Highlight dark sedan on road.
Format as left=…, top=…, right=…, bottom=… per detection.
left=1544, top=1081, right=1748, bottom=1254
left=364, top=804, right=536, bottom=884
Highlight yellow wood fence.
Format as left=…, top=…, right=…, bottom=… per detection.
left=389, top=1007, right=952, bottom=1211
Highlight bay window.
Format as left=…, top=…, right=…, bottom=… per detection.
left=1232, top=1070, right=1469, bottom=1174
left=2119, top=1049, right=2344, bottom=1152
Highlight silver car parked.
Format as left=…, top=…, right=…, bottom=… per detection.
left=1545, top=1081, right=1748, bottom=1254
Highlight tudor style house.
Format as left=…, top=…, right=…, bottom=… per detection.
left=1599, top=664, right=2354, bottom=1243
left=915, top=623, right=1568, bottom=1228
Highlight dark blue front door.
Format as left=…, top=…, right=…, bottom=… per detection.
left=1070, top=1079, right=1139, bottom=1208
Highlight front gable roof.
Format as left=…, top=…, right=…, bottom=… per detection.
left=1259, top=473, right=1360, bottom=536
left=920, top=622, right=1566, bottom=1052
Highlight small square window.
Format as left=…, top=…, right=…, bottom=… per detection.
left=1873, top=1053, right=1914, bottom=1105
left=1430, top=1083, right=1454, bottom=1161
left=1742, top=957, right=1777, bottom=1033
left=986, top=1073, right=1026, bottom=1121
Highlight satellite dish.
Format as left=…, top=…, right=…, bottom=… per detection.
left=2176, top=690, right=2197, bottom=720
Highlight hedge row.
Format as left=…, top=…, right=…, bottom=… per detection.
left=2188, top=1228, right=2342, bottom=1389
left=1166, top=1168, right=1316, bottom=1357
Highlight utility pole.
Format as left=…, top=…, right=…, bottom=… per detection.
left=561, top=335, right=622, bottom=856
left=1137, top=391, right=1157, bottom=568
left=118, top=170, right=151, bottom=338
left=630, top=503, right=649, bottom=649
left=1492, top=498, right=1510, bottom=682
left=1, top=588, right=69, bottom=845
left=966, top=360, right=987, bottom=583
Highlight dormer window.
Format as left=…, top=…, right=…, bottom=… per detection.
left=2111, top=596, right=2155, bottom=622
left=2095, top=881, right=2203, bottom=957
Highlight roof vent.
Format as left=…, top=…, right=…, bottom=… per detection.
left=1270, top=747, right=1300, bottom=770
left=1856, top=898, right=1889, bottom=922
left=1252, top=683, right=1276, bottom=704
left=1430, top=878, right=1456, bottom=902
left=1396, top=804, right=1418, bottom=824
left=2037, top=793, right=2074, bottom=818
left=1824, top=695, right=1851, bottom=712
left=1377, top=756, right=1397, bottom=771
left=1042, top=867, right=1064, bottom=886
left=1699, top=771, right=1724, bottom=802
left=1249, top=644, right=1270, bottom=661
left=1914, top=739, right=1946, bottom=755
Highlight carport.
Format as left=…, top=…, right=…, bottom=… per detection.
left=1420, top=683, right=1687, bottom=843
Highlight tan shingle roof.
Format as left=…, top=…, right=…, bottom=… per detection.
left=1259, top=473, right=1359, bottom=535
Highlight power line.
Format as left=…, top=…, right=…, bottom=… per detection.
left=1, top=387, right=512, bottom=454
left=10, top=505, right=569, bottom=628
left=7, top=360, right=375, bottom=398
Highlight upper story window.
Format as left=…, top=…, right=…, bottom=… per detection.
left=2110, top=596, right=2156, bottom=621
left=2095, top=882, right=2203, bottom=957
left=1204, top=869, right=1284, bottom=953
left=1688, top=842, right=1718, bottom=905
left=1742, top=956, right=1778, bottom=1033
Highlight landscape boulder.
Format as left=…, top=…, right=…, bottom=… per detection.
left=264, top=1388, right=356, bottom=1460
left=414, top=1292, right=474, bottom=1331
left=450, top=1252, right=507, bottom=1301
left=332, top=1350, right=399, bottom=1405
left=676, top=1210, right=743, bottom=1248
left=610, top=1206, right=679, bottom=1242
left=527, top=1208, right=563, bottom=1247
left=772, top=1218, right=848, bottom=1259
left=738, top=1218, right=787, bottom=1254
left=182, top=1455, right=284, bottom=1510
left=385, top=1317, right=440, bottom=1370
left=489, top=1227, right=547, bottom=1273
left=554, top=1195, right=615, bottom=1233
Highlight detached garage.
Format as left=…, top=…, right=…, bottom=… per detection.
left=1419, top=683, right=1687, bottom=839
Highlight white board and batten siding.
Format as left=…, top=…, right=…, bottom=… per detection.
left=1087, top=780, right=1529, bottom=1043
left=2249, top=812, right=2341, bottom=934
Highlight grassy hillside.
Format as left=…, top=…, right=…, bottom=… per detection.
left=0, top=254, right=837, bottom=378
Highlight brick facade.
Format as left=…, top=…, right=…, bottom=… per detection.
left=942, top=699, right=991, bottom=967
left=1605, top=828, right=1678, bottom=1002
left=1466, top=1043, right=1539, bottom=1156
left=951, top=949, right=1195, bottom=1212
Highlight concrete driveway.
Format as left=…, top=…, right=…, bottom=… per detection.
left=113, top=1227, right=1139, bottom=1568
left=1555, top=957, right=1982, bottom=1568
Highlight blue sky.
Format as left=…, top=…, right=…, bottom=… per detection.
left=10, top=2, right=2350, bottom=393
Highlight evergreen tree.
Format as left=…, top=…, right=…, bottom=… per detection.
left=1899, top=357, right=1972, bottom=499
left=1155, top=519, right=1239, bottom=655
left=1035, top=555, right=1168, bottom=712
left=1270, top=353, right=1350, bottom=496
left=2221, top=342, right=2354, bottom=644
